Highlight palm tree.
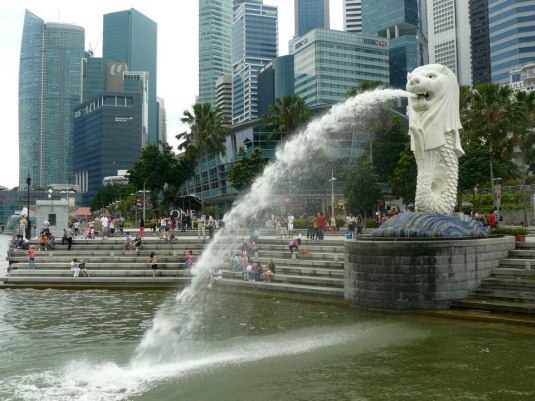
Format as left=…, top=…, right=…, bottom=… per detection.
left=462, top=83, right=513, bottom=198
left=262, top=95, right=311, bottom=141
left=511, top=91, right=535, bottom=224
left=177, top=103, right=229, bottom=214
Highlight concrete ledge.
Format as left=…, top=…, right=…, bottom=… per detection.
left=344, top=236, right=516, bottom=310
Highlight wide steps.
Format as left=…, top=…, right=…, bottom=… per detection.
left=222, top=271, right=343, bottom=287
left=469, top=288, right=535, bottom=303
left=8, top=263, right=187, bottom=271
left=497, top=258, right=535, bottom=268
left=491, top=267, right=535, bottom=279
left=215, top=278, right=345, bottom=298
left=450, top=299, right=535, bottom=314
left=7, top=269, right=191, bottom=278
left=508, top=249, right=535, bottom=258
left=481, top=277, right=535, bottom=290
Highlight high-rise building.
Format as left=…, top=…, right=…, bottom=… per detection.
left=509, top=63, right=535, bottom=93
left=258, top=55, right=295, bottom=116
left=215, top=75, right=233, bottom=124
left=157, top=97, right=167, bottom=144
left=18, top=10, right=85, bottom=188
left=232, top=2, right=278, bottom=124
left=198, top=0, right=233, bottom=108
left=362, top=0, right=428, bottom=88
left=294, top=0, right=329, bottom=37
left=103, top=9, right=158, bottom=144
left=73, top=92, right=144, bottom=204
left=292, top=29, right=389, bottom=106
left=469, top=0, right=491, bottom=85
left=427, top=0, right=472, bottom=86
left=489, top=0, right=535, bottom=85
left=344, top=0, right=363, bottom=33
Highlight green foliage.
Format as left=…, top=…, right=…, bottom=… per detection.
left=459, top=141, right=493, bottom=190
left=227, top=147, right=267, bottom=190
left=335, top=217, right=346, bottom=228
left=204, top=205, right=220, bottom=218
left=343, top=157, right=383, bottom=216
left=293, top=218, right=307, bottom=229
left=491, top=227, right=528, bottom=236
left=462, top=191, right=533, bottom=211
left=89, top=183, right=136, bottom=213
left=389, top=142, right=417, bottom=204
left=365, top=218, right=378, bottom=228
left=372, top=116, right=407, bottom=182
left=262, top=95, right=311, bottom=141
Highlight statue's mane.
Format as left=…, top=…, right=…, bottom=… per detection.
left=408, top=64, right=464, bottom=155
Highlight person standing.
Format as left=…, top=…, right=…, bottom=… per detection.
left=306, top=215, right=314, bottom=239
left=489, top=210, right=497, bottom=229
left=28, top=245, right=36, bottom=270
left=19, top=215, right=28, bottom=239
left=100, top=215, right=109, bottom=239
left=207, top=215, right=216, bottom=239
left=64, top=225, right=74, bottom=250
left=287, top=214, right=295, bottom=238
left=317, top=212, right=326, bottom=240
left=197, top=215, right=206, bottom=239
left=146, top=252, right=158, bottom=278
left=73, top=220, right=80, bottom=237
left=139, top=217, right=145, bottom=239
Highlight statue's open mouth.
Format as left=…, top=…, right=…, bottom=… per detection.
left=415, top=92, right=430, bottom=101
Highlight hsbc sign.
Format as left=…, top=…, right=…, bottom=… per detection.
left=294, top=37, right=309, bottom=50
left=363, top=38, right=387, bottom=47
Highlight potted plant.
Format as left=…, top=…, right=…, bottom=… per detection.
left=491, top=227, right=529, bottom=242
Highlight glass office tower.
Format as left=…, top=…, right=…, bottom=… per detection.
left=198, top=0, right=233, bottom=108
left=232, top=2, right=278, bottom=124
left=103, top=9, right=158, bottom=144
left=362, top=0, right=428, bottom=88
left=488, top=0, right=535, bottom=85
left=294, top=0, right=330, bottom=37
left=18, top=10, right=85, bottom=188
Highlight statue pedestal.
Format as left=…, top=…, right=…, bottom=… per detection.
left=344, top=236, right=515, bottom=310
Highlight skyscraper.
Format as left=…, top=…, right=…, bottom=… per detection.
left=18, top=10, right=85, bottom=188
left=232, top=2, right=278, bottom=124
left=344, top=0, right=363, bottom=33
left=469, top=0, right=491, bottom=85
left=199, top=0, right=233, bottom=108
left=489, top=0, right=535, bottom=85
left=427, top=0, right=472, bottom=85
left=294, top=0, right=329, bottom=37
left=103, top=9, right=158, bottom=144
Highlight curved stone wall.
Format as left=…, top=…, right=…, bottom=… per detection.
left=344, top=236, right=516, bottom=310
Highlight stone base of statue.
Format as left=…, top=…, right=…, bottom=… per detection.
left=371, top=212, right=488, bottom=238
left=344, top=234, right=515, bottom=310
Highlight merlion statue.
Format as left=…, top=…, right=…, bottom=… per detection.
left=406, top=64, right=464, bottom=215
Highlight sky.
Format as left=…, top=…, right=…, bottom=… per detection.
left=0, top=0, right=343, bottom=189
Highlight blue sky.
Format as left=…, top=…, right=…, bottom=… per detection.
left=0, top=0, right=343, bottom=188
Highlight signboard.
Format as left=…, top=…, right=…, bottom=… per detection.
left=363, top=38, right=387, bottom=47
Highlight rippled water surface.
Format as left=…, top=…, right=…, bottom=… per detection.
left=1, top=236, right=535, bottom=400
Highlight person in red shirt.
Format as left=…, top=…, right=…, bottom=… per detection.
left=28, top=246, right=36, bottom=270
left=489, top=210, right=497, bottom=229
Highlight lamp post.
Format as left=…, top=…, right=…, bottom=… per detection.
left=328, top=169, right=337, bottom=219
left=26, top=173, right=31, bottom=239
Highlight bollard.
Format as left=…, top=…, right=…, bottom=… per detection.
left=110, top=251, right=114, bottom=257
left=292, top=253, right=297, bottom=259
left=525, top=261, right=531, bottom=271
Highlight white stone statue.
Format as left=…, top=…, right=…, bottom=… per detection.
left=406, top=64, right=464, bottom=215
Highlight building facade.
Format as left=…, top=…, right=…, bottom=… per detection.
left=18, top=10, right=85, bottom=188
left=489, top=0, right=535, bottom=85
left=73, top=92, right=143, bottom=204
left=344, top=0, right=363, bottom=33
left=362, top=0, right=428, bottom=88
left=232, top=2, right=278, bottom=124
left=103, top=9, right=158, bottom=144
left=509, top=62, right=535, bottom=92
left=294, top=0, right=330, bottom=37
left=292, top=29, right=390, bottom=107
left=470, top=0, right=492, bottom=85
left=427, top=0, right=472, bottom=86
left=216, top=75, right=233, bottom=124
left=258, top=55, right=295, bottom=116
left=198, top=0, right=233, bottom=108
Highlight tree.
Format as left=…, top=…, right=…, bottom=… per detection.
left=462, top=83, right=514, bottom=196
left=389, top=143, right=417, bottom=205
left=262, top=95, right=311, bottom=141
left=177, top=103, right=230, bottom=213
left=90, top=183, right=135, bottom=213
left=346, top=80, right=383, bottom=97
left=227, top=147, right=267, bottom=190
left=343, top=157, right=383, bottom=217
left=371, top=116, right=407, bottom=182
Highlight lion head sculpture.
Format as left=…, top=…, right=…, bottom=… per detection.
left=406, top=64, right=464, bottom=156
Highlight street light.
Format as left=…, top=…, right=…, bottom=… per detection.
left=26, top=173, right=31, bottom=239
left=328, top=169, right=337, bottom=218
left=48, top=188, right=53, bottom=210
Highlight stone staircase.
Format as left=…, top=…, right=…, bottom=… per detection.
left=450, top=239, right=535, bottom=315
left=1, top=237, right=346, bottom=299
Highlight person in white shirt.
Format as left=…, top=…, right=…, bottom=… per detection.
left=100, top=216, right=109, bottom=239
left=287, top=214, right=295, bottom=237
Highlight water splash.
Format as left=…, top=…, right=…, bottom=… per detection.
left=132, top=89, right=411, bottom=366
